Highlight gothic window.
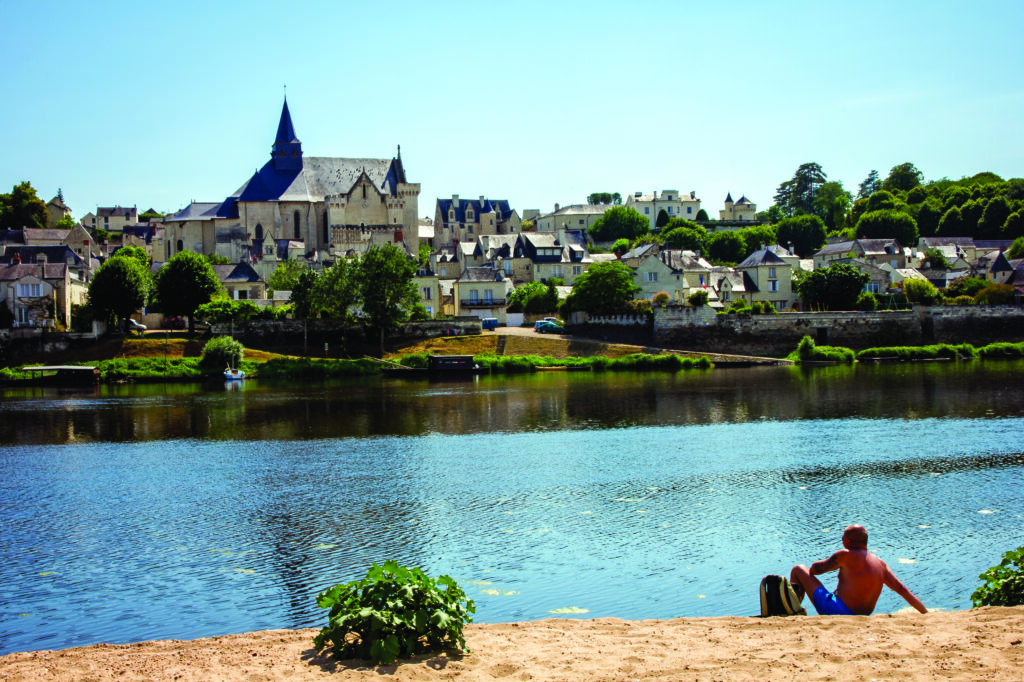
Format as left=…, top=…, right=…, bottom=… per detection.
left=176, top=239, right=183, bottom=252
left=362, top=184, right=367, bottom=200
left=293, top=211, right=301, bottom=240
left=323, top=222, right=329, bottom=243
left=255, top=224, right=263, bottom=240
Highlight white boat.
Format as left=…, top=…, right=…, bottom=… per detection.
left=224, top=368, right=246, bottom=380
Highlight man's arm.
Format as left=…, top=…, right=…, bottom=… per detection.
left=809, top=551, right=843, bottom=576
left=883, top=565, right=928, bottom=614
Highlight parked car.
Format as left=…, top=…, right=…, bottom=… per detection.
left=127, top=319, right=147, bottom=336
left=535, top=321, right=565, bottom=334
left=534, top=317, right=563, bottom=330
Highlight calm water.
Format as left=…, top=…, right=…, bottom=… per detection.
left=1, top=363, right=1022, bottom=654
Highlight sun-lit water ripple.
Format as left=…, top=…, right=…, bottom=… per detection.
left=2, top=368, right=1024, bottom=654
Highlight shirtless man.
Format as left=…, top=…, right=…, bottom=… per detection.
left=790, top=524, right=928, bottom=616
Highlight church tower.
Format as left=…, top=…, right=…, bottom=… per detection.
left=272, top=98, right=303, bottom=171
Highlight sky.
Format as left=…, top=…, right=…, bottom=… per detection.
left=3, top=0, right=1023, bottom=222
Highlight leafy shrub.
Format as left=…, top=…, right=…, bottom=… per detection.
left=971, top=545, right=1024, bottom=607
left=974, top=283, right=1015, bottom=305
left=313, top=561, right=475, bottom=664
left=199, top=336, right=244, bottom=371
left=762, top=301, right=777, bottom=315
left=978, top=342, right=1024, bottom=357
left=652, top=291, right=671, bottom=307
left=903, top=278, right=939, bottom=305
left=855, top=292, right=878, bottom=311
left=257, top=357, right=379, bottom=378
left=946, top=295, right=975, bottom=306
left=397, top=353, right=429, bottom=369
left=750, top=301, right=764, bottom=315
left=856, top=344, right=974, bottom=362
left=196, top=300, right=261, bottom=324
left=793, top=335, right=855, bottom=364
left=687, top=290, right=708, bottom=307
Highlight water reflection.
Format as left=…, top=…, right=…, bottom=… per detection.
left=3, top=362, right=1024, bottom=445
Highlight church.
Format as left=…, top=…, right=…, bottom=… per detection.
left=164, top=100, right=420, bottom=275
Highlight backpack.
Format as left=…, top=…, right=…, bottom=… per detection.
left=759, top=574, right=807, bottom=617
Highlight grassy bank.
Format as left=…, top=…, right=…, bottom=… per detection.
left=789, top=336, right=1024, bottom=364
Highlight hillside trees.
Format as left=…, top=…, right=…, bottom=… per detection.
left=795, top=263, right=869, bottom=311
left=588, top=206, right=649, bottom=242
left=855, top=210, right=919, bottom=247
left=0, top=181, right=48, bottom=230
left=775, top=215, right=827, bottom=258
left=774, top=162, right=827, bottom=217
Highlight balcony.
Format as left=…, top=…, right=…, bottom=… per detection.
left=460, top=298, right=505, bottom=308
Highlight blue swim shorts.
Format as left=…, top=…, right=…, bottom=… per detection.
left=811, top=586, right=856, bottom=616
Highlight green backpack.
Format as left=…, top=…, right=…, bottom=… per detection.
left=759, top=574, right=807, bottom=617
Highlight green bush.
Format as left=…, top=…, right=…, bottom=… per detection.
left=904, top=278, right=939, bottom=305
left=971, top=545, right=1024, bottom=607
left=974, top=283, right=1016, bottom=305
left=196, top=299, right=261, bottom=323
left=856, top=344, right=975, bottom=362
left=978, top=342, right=1024, bottom=357
left=855, top=292, right=878, bottom=311
left=762, top=301, right=777, bottom=315
left=256, top=357, right=379, bottom=378
left=199, top=336, right=244, bottom=371
left=750, top=301, right=763, bottom=315
left=313, top=561, right=475, bottom=664
left=687, top=289, right=708, bottom=307
left=946, top=295, right=975, bottom=306
left=397, top=353, right=429, bottom=369
left=793, top=335, right=855, bottom=364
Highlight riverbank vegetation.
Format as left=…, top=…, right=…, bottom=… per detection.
left=790, top=336, right=1024, bottom=364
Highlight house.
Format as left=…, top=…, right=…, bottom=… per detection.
left=22, top=228, right=69, bottom=246
left=45, top=193, right=72, bottom=228
left=0, top=262, right=71, bottom=328
left=122, top=224, right=166, bottom=262
left=735, top=247, right=793, bottom=309
left=453, top=266, right=510, bottom=323
left=535, top=203, right=610, bottom=232
left=719, top=193, right=757, bottom=222
left=918, top=237, right=977, bottom=263
left=0, top=245, right=94, bottom=284
left=413, top=261, right=440, bottom=318
left=813, top=239, right=905, bottom=271
left=632, top=248, right=713, bottom=304
left=211, top=260, right=267, bottom=300
left=518, top=228, right=591, bottom=285
left=479, top=233, right=531, bottom=284
left=988, top=251, right=1015, bottom=285
left=82, top=206, right=138, bottom=233
left=625, top=189, right=701, bottom=229
left=433, top=196, right=521, bottom=251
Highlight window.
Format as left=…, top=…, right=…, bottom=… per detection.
left=449, top=210, right=455, bottom=221
left=504, top=261, right=511, bottom=274
left=573, top=265, right=582, bottom=275
left=865, top=282, right=880, bottom=293
left=579, top=219, right=584, bottom=225
left=294, top=211, right=301, bottom=239
left=470, top=290, right=479, bottom=303
left=687, top=207, right=692, bottom=214
left=466, top=210, right=474, bottom=221
left=667, top=195, right=673, bottom=201
left=422, top=287, right=432, bottom=300
left=255, top=224, right=263, bottom=240
left=484, top=290, right=493, bottom=303
left=17, top=307, right=30, bottom=324
left=177, top=239, right=183, bottom=252
left=769, top=267, right=776, bottom=278
left=769, top=280, right=779, bottom=292
left=18, top=283, right=42, bottom=297
left=644, top=208, right=650, bottom=214
left=237, top=290, right=248, bottom=300
left=645, top=272, right=658, bottom=283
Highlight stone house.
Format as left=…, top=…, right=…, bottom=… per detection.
left=45, top=194, right=72, bottom=227
left=625, top=189, right=701, bottom=229
left=211, top=260, right=267, bottom=301
left=735, top=247, right=793, bottom=309
left=0, top=262, right=71, bottom=327
left=719, top=193, right=757, bottom=221
left=82, top=206, right=138, bottom=234
left=813, top=239, right=905, bottom=271
left=518, top=228, right=591, bottom=285
left=535, top=203, right=610, bottom=232
left=453, top=266, right=510, bottom=323
left=433, top=196, right=521, bottom=251
left=632, top=248, right=713, bottom=304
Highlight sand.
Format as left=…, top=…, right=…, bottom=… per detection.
left=2, top=607, right=1022, bottom=681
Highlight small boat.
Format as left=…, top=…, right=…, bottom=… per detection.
left=224, top=368, right=246, bottom=380
left=22, top=366, right=101, bottom=386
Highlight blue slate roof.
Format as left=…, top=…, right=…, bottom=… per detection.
left=275, top=100, right=300, bottom=145
left=437, top=198, right=514, bottom=225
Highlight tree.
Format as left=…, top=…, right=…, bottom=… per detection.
left=88, top=256, right=151, bottom=329
left=662, top=225, right=707, bottom=251
left=139, top=210, right=164, bottom=222
left=267, top=260, right=306, bottom=294
left=775, top=214, right=827, bottom=258
left=937, top=206, right=964, bottom=235
left=289, top=268, right=321, bottom=319
left=922, top=247, right=948, bottom=269
left=55, top=215, right=76, bottom=230
left=865, top=190, right=904, bottom=213
left=946, top=275, right=988, bottom=298
left=112, top=245, right=150, bottom=267
left=565, top=261, right=639, bottom=316
left=655, top=209, right=670, bottom=229
left=979, top=196, right=1012, bottom=238
left=587, top=206, right=649, bottom=242
left=857, top=170, right=881, bottom=199
left=974, top=283, right=1016, bottom=305
left=855, top=210, right=918, bottom=247
left=903, top=278, right=939, bottom=305
left=756, top=205, right=785, bottom=223
left=203, top=253, right=231, bottom=265
left=882, top=162, right=924, bottom=193
left=587, top=192, right=622, bottom=205
left=705, top=230, right=746, bottom=264
left=736, top=224, right=778, bottom=256
left=695, top=208, right=709, bottom=222
left=960, top=199, right=984, bottom=234
left=520, top=219, right=535, bottom=232
left=509, top=281, right=558, bottom=314
left=315, top=257, right=359, bottom=319
left=1004, top=212, right=1024, bottom=240
left=0, top=181, right=48, bottom=230
left=687, top=289, right=708, bottom=307
left=155, top=251, right=222, bottom=333
left=914, top=199, right=942, bottom=238
left=417, top=242, right=432, bottom=268
left=814, top=181, right=852, bottom=231
left=357, top=243, right=420, bottom=354
left=794, top=263, right=869, bottom=311
left=774, top=162, right=827, bottom=216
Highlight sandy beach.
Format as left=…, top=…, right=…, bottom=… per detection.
left=2, top=607, right=1022, bottom=681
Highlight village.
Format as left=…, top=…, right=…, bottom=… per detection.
left=2, top=100, right=1023, bottom=355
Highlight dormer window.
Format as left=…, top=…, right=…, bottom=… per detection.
left=466, top=209, right=474, bottom=221
left=449, top=209, right=455, bottom=221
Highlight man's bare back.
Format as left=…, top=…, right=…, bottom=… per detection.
left=790, top=525, right=927, bottom=616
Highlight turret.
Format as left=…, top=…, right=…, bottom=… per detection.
left=272, top=98, right=303, bottom=171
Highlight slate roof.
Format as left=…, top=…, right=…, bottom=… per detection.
left=990, top=251, right=1014, bottom=273
left=0, top=230, right=26, bottom=245
left=725, top=192, right=733, bottom=203
left=165, top=202, right=222, bottom=222
left=659, top=249, right=711, bottom=272
left=22, top=228, right=69, bottom=243
left=736, top=248, right=788, bottom=269
left=0, top=263, right=68, bottom=281
left=621, top=243, right=658, bottom=260
left=437, top=197, right=515, bottom=225
left=97, top=206, right=137, bottom=219
left=735, top=195, right=752, bottom=205
left=816, top=239, right=901, bottom=257
left=0, top=245, right=87, bottom=268
left=459, top=266, right=504, bottom=283
left=213, top=260, right=263, bottom=284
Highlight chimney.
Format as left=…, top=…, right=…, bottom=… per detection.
left=554, top=202, right=560, bottom=212
left=452, top=194, right=459, bottom=208
left=37, top=253, right=47, bottom=265
left=479, top=195, right=485, bottom=203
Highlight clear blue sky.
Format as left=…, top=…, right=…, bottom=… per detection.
left=2, top=0, right=1022, bottom=221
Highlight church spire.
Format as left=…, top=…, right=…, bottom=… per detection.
left=272, top=97, right=303, bottom=171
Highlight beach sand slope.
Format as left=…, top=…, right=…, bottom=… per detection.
left=2, top=607, right=1022, bottom=681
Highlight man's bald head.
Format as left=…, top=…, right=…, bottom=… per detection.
left=843, top=524, right=868, bottom=550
